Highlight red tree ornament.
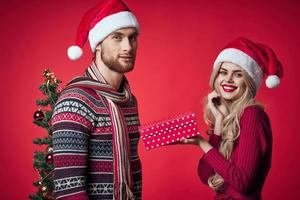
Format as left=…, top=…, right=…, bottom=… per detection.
left=33, top=110, right=45, bottom=121
left=45, top=153, right=53, bottom=164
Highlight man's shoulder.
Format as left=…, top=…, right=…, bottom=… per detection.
left=60, top=85, right=94, bottom=99
left=52, top=84, right=105, bottom=121
left=56, top=81, right=102, bottom=108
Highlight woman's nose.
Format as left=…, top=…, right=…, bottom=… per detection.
left=225, top=73, right=234, bottom=82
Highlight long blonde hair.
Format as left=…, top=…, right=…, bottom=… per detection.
left=204, top=63, right=262, bottom=191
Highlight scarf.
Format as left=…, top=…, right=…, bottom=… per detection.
left=66, top=62, right=134, bottom=200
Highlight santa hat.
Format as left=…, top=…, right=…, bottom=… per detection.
left=213, top=37, right=283, bottom=89
left=67, top=0, right=140, bottom=60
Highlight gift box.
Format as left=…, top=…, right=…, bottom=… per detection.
left=139, top=112, right=200, bottom=150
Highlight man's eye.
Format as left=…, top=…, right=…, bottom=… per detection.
left=112, top=35, right=121, bottom=40
left=219, top=71, right=227, bottom=75
left=130, top=35, right=137, bottom=41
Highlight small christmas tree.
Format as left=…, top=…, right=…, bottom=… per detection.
left=29, top=69, right=62, bottom=200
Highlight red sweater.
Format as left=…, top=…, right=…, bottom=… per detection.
left=198, top=106, right=272, bottom=200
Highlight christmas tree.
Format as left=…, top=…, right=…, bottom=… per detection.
left=29, top=69, right=62, bottom=200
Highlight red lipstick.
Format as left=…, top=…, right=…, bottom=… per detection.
left=222, top=84, right=237, bottom=92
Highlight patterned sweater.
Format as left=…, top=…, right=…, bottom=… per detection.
left=198, top=106, right=272, bottom=200
left=51, top=65, right=142, bottom=200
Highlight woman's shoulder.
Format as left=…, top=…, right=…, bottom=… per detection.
left=240, top=106, right=272, bottom=148
left=241, top=105, right=269, bottom=121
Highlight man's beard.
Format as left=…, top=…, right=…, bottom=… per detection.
left=101, top=50, right=135, bottom=73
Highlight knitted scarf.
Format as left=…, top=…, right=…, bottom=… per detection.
left=66, top=62, right=134, bottom=200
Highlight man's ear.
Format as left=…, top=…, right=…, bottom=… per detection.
left=94, top=44, right=102, bottom=60
left=95, top=44, right=102, bottom=53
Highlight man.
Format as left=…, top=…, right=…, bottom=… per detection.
left=51, top=0, right=142, bottom=199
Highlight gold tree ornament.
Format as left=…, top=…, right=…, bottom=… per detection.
left=43, top=69, right=55, bottom=80
left=46, top=146, right=53, bottom=154
left=43, top=68, right=60, bottom=85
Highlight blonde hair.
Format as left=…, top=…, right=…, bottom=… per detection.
left=204, top=63, right=262, bottom=191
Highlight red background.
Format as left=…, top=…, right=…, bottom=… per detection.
left=1, top=0, right=300, bottom=199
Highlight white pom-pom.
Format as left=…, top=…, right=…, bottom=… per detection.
left=266, top=75, right=280, bottom=88
left=67, top=46, right=83, bottom=60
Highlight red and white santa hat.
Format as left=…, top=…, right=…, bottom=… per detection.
left=67, top=0, right=140, bottom=61
left=213, top=37, right=283, bottom=89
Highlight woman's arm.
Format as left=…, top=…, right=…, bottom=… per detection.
left=183, top=133, right=221, bottom=185
left=201, top=107, right=269, bottom=193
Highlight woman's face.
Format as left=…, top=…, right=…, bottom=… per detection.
left=215, top=62, right=246, bottom=101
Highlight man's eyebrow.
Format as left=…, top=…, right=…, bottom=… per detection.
left=130, top=32, right=139, bottom=37
left=112, top=31, right=138, bottom=37
left=111, top=32, right=124, bottom=36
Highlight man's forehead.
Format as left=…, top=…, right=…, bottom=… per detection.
left=111, top=27, right=138, bottom=35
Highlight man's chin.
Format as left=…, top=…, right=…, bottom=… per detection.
left=121, top=66, right=134, bottom=73
left=104, top=59, right=135, bottom=73
left=113, top=65, right=134, bottom=73
left=119, top=62, right=135, bottom=72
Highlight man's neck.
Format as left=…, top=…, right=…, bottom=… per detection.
left=94, top=59, right=123, bottom=90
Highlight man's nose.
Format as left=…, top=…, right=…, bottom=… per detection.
left=121, top=38, right=132, bottom=52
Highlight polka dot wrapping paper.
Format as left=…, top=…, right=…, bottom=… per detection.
left=139, top=112, right=200, bottom=150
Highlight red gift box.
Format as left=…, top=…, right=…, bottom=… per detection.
left=139, top=113, right=200, bottom=150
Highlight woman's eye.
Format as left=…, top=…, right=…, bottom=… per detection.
left=235, top=73, right=243, bottom=78
left=219, top=71, right=227, bottom=75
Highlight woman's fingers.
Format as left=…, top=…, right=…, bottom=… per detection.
left=208, top=91, right=220, bottom=101
left=180, top=136, right=202, bottom=145
left=207, top=90, right=228, bottom=119
left=208, top=97, right=221, bottom=116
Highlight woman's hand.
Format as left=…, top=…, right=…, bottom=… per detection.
left=180, top=135, right=212, bottom=153
left=207, top=91, right=228, bottom=136
left=207, top=91, right=228, bottom=121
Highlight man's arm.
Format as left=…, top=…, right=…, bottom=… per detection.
left=51, top=88, right=96, bottom=200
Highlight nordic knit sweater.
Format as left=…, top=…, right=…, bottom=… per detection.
left=198, top=106, right=272, bottom=200
left=51, top=66, right=142, bottom=199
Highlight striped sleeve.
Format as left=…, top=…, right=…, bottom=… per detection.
left=51, top=88, right=96, bottom=200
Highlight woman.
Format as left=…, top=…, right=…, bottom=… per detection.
left=181, top=37, right=283, bottom=199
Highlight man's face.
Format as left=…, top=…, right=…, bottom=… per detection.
left=97, top=27, right=138, bottom=73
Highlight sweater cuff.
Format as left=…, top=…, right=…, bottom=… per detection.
left=56, top=191, right=89, bottom=200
